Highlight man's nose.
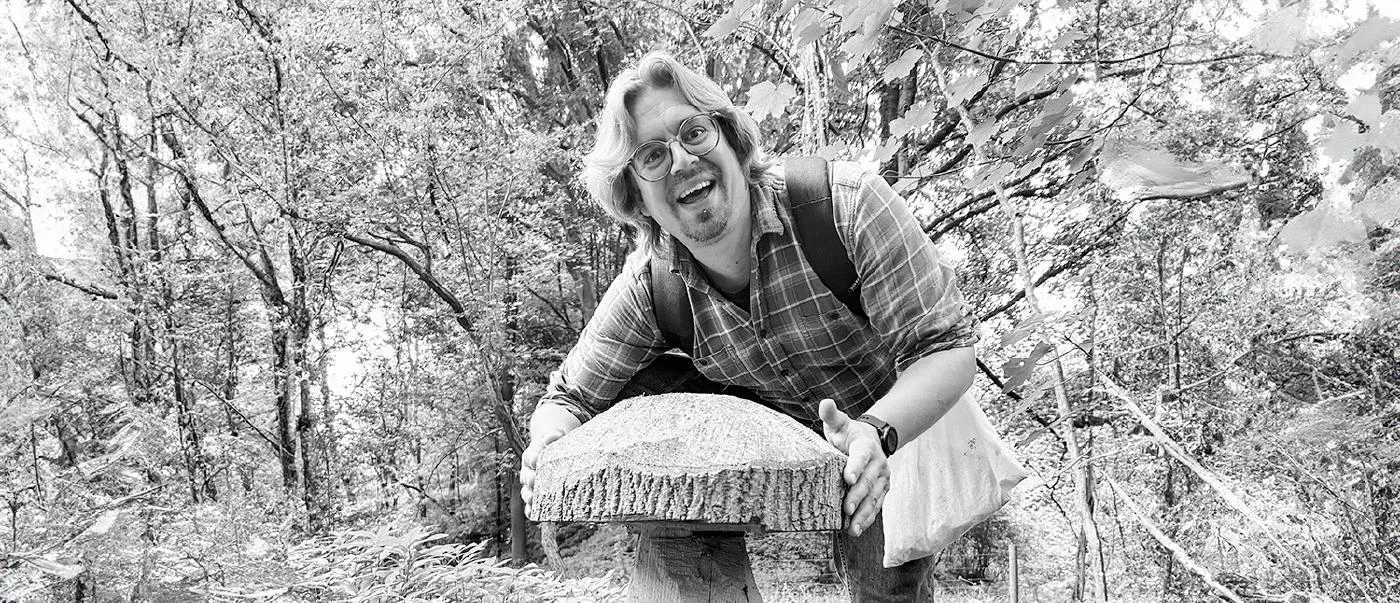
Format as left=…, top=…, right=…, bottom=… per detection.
left=668, top=140, right=699, bottom=175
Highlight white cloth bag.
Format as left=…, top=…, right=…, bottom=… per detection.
left=881, top=394, right=1029, bottom=567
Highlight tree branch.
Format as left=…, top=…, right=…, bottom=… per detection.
left=40, top=272, right=118, bottom=300
left=342, top=231, right=475, bottom=333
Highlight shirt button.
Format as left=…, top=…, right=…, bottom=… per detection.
left=758, top=328, right=769, bottom=337
left=696, top=358, right=710, bottom=367
left=780, top=368, right=792, bottom=377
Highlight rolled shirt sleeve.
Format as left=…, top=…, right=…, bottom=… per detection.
left=836, top=169, right=977, bottom=372
left=538, top=251, right=670, bottom=424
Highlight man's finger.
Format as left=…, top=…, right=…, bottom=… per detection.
left=843, top=445, right=872, bottom=487
left=849, top=475, right=889, bottom=537
left=818, top=398, right=845, bottom=432
left=843, top=453, right=884, bottom=514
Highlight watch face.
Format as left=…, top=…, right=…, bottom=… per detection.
left=880, top=429, right=897, bottom=456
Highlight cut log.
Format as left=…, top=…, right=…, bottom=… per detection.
left=530, top=393, right=844, bottom=532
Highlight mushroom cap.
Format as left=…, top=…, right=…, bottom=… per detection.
left=530, top=393, right=844, bottom=532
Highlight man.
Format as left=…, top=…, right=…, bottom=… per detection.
left=520, top=51, right=977, bottom=601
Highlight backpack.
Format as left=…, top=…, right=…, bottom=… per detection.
left=649, top=156, right=866, bottom=356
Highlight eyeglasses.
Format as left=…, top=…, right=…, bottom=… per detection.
left=628, top=113, right=722, bottom=182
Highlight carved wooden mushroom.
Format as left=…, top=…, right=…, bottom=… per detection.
left=530, top=393, right=845, bottom=602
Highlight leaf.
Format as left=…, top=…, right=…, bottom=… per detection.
left=1015, top=63, right=1057, bottom=97
left=1050, top=28, right=1086, bottom=52
left=838, top=30, right=880, bottom=64
left=836, top=0, right=892, bottom=34
left=792, top=8, right=828, bottom=46
left=872, top=138, right=901, bottom=164
left=1249, top=5, right=1316, bottom=55
left=1327, top=18, right=1400, bottom=67
left=946, top=71, right=989, bottom=106
left=883, top=49, right=923, bottom=83
left=743, top=81, right=798, bottom=122
left=1356, top=182, right=1400, bottom=225
left=79, top=510, right=120, bottom=538
left=1069, top=141, right=1099, bottom=173
left=888, top=101, right=940, bottom=137
left=815, top=142, right=851, bottom=161
left=28, top=556, right=83, bottom=579
left=999, top=317, right=1042, bottom=347
left=1321, top=123, right=1367, bottom=164
left=1002, top=341, right=1053, bottom=392
left=1348, top=92, right=1383, bottom=125
left=968, top=162, right=1013, bottom=190
left=1098, top=140, right=1248, bottom=201
left=1279, top=206, right=1367, bottom=251
left=966, top=119, right=998, bottom=149
left=983, top=0, right=1019, bottom=19
left=704, top=11, right=742, bottom=39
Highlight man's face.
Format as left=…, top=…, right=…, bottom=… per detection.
left=629, top=86, right=750, bottom=251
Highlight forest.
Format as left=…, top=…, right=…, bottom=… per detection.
left=0, top=0, right=1396, bottom=601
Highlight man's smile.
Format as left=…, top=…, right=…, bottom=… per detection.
left=676, top=178, right=716, bottom=206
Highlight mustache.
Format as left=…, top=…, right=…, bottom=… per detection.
left=668, top=165, right=716, bottom=194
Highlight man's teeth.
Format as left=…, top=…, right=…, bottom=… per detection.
left=678, top=180, right=714, bottom=202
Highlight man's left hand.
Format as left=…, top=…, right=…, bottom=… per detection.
left=818, top=398, right=889, bottom=538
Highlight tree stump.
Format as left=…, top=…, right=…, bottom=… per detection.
left=530, top=393, right=845, bottom=602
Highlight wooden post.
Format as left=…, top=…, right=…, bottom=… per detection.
left=1008, top=542, right=1019, bottom=603
left=631, top=527, right=761, bottom=603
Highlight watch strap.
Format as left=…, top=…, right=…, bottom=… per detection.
left=856, top=414, right=898, bottom=457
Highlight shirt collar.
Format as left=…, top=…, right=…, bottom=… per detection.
left=663, top=178, right=787, bottom=289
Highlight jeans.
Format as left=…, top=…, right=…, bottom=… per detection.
left=833, top=511, right=932, bottom=602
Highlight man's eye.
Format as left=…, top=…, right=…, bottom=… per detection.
left=682, top=125, right=711, bottom=144
left=640, top=147, right=667, bottom=167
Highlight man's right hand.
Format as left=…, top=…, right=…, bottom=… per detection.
left=520, top=405, right=582, bottom=519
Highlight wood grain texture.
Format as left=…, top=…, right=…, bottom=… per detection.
left=530, top=393, right=843, bottom=532
left=628, top=532, right=761, bottom=602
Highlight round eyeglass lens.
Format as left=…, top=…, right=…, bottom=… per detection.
left=629, top=114, right=722, bottom=182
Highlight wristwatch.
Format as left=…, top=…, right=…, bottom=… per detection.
left=856, top=414, right=899, bottom=457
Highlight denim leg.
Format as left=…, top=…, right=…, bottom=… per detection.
left=833, top=511, right=932, bottom=602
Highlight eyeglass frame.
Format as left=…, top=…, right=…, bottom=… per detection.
left=626, top=111, right=725, bottom=182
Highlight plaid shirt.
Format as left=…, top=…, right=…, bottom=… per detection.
left=540, top=161, right=976, bottom=429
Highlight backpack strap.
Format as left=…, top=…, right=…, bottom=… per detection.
left=650, top=156, right=865, bottom=355
left=650, top=254, right=694, bottom=354
left=784, top=157, right=865, bottom=319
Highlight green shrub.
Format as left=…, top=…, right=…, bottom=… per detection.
left=289, top=523, right=623, bottom=602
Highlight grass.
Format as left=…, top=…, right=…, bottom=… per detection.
left=549, top=525, right=1015, bottom=602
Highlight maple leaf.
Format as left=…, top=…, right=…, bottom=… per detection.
left=1002, top=341, right=1053, bottom=393
left=1279, top=206, right=1367, bottom=251
left=1015, top=64, right=1057, bottom=97
left=966, top=120, right=998, bottom=149
left=744, top=81, right=797, bottom=122
left=946, top=72, right=989, bottom=106
left=1099, top=140, right=1248, bottom=201
left=1249, top=5, right=1316, bottom=54
left=704, top=11, right=742, bottom=39
left=888, top=101, right=940, bottom=137
left=1327, top=17, right=1400, bottom=67
left=872, top=138, right=901, bottom=164
left=1356, top=182, right=1400, bottom=226
left=883, top=49, right=923, bottom=83
left=839, top=30, right=880, bottom=64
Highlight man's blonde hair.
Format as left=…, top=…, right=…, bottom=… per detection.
left=581, top=51, right=774, bottom=253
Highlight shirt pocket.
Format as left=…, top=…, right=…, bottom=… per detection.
left=791, top=300, right=870, bottom=368
left=692, top=339, right=759, bottom=389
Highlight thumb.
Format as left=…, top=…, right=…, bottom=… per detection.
left=818, top=398, right=847, bottom=432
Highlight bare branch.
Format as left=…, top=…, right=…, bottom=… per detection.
left=40, top=272, right=119, bottom=300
